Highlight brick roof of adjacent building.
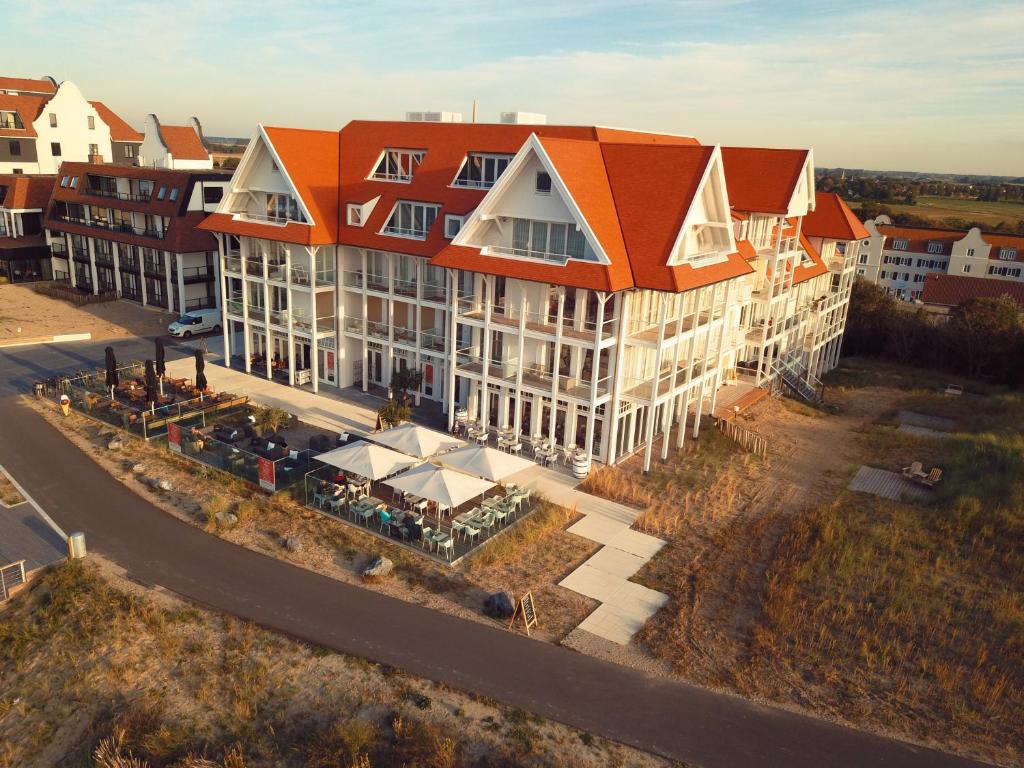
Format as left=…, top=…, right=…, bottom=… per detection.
left=803, top=192, right=869, bottom=241
left=921, top=273, right=1024, bottom=308
left=159, top=124, right=209, bottom=160
left=90, top=101, right=143, bottom=142
left=0, top=174, right=55, bottom=210
left=0, top=76, right=56, bottom=95
left=0, top=93, right=48, bottom=138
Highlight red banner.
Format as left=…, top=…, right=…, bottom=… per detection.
left=167, top=422, right=181, bottom=453
left=258, top=457, right=275, bottom=491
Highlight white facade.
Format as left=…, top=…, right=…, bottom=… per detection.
left=139, top=115, right=214, bottom=170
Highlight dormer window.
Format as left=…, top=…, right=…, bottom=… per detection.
left=535, top=171, right=552, bottom=195
left=452, top=153, right=513, bottom=189
left=0, top=111, right=23, bottom=130
left=347, top=204, right=362, bottom=227
left=927, top=241, right=943, bottom=254
left=381, top=201, right=439, bottom=239
left=157, top=185, right=167, bottom=200
left=999, top=247, right=1018, bottom=261
left=264, top=192, right=305, bottom=223
left=506, top=218, right=591, bottom=263
left=371, top=149, right=425, bottom=183
left=891, top=238, right=908, bottom=250
left=444, top=214, right=463, bottom=239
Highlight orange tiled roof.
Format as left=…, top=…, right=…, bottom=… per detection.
left=0, top=76, right=56, bottom=95
left=980, top=232, right=1024, bottom=262
left=0, top=173, right=55, bottom=210
left=922, top=273, right=1024, bottom=308
left=159, top=124, right=208, bottom=160
left=90, top=101, right=142, bottom=142
left=803, top=192, right=869, bottom=241
left=0, top=93, right=48, bottom=138
left=721, top=147, right=808, bottom=215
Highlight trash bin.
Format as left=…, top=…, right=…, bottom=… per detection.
left=68, top=531, right=87, bottom=559
left=59, top=394, right=71, bottom=417
left=33, top=382, right=44, bottom=399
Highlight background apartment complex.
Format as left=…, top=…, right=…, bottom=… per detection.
left=856, top=215, right=1023, bottom=300
left=200, top=115, right=866, bottom=471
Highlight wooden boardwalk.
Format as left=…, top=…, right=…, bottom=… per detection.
left=848, top=466, right=930, bottom=502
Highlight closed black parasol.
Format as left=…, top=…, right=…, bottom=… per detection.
left=144, top=359, right=158, bottom=405
left=194, top=349, right=207, bottom=392
left=104, top=346, right=119, bottom=389
left=155, top=338, right=166, bottom=378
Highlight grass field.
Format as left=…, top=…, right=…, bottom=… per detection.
left=873, top=196, right=1024, bottom=228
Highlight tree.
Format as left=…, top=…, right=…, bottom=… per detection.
left=378, top=398, right=411, bottom=428
left=390, top=367, right=423, bottom=406
left=946, top=296, right=1023, bottom=381
left=254, top=406, right=290, bottom=436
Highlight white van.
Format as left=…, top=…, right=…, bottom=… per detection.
left=167, top=308, right=222, bottom=338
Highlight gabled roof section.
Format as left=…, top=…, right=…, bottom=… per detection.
left=792, top=232, right=828, bottom=285
left=923, top=273, right=1024, bottom=308
left=90, top=101, right=142, bottom=142
left=159, top=124, right=208, bottom=160
left=803, top=192, right=869, bottom=241
left=981, top=232, right=1024, bottom=261
left=721, top=147, right=810, bottom=215
left=0, top=174, right=55, bottom=210
left=0, top=93, right=48, bottom=138
left=0, top=76, right=56, bottom=95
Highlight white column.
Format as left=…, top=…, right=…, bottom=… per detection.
left=260, top=245, right=271, bottom=380
left=87, top=238, right=99, bottom=295
left=547, top=287, right=566, bottom=443
left=164, top=251, right=173, bottom=312
left=361, top=248, right=369, bottom=392
left=212, top=248, right=222, bottom=309
left=584, top=293, right=607, bottom=459
left=67, top=234, right=77, bottom=287
left=216, top=235, right=229, bottom=364
left=605, top=292, right=630, bottom=466
left=512, top=290, right=527, bottom=437
left=286, top=246, right=295, bottom=386
left=662, top=292, right=688, bottom=460
left=642, top=299, right=669, bottom=473
left=176, top=254, right=186, bottom=315
left=677, top=288, right=703, bottom=450
left=692, top=284, right=720, bottom=439
left=309, top=258, right=319, bottom=394
left=111, top=241, right=122, bottom=295
left=480, top=275, right=494, bottom=429
left=706, top=280, right=733, bottom=419
left=240, top=239, right=251, bottom=373
left=446, top=269, right=459, bottom=430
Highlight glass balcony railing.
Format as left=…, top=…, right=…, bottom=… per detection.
left=367, top=320, right=388, bottom=339
left=344, top=316, right=363, bottom=333
left=224, top=255, right=242, bottom=273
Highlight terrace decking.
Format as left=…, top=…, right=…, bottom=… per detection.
left=848, top=466, right=930, bottom=502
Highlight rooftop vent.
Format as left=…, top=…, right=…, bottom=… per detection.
left=500, top=112, right=547, bottom=125
left=406, top=111, right=463, bottom=123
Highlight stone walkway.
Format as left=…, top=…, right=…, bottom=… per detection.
left=898, top=423, right=951, bottom=439
left=508, top=464, right=669, bottom=645
left=897, top=410, right=957, bottom=431
left=848, top=466, right=930, bottom=501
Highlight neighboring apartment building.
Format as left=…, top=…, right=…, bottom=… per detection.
left=0, top=173, right=54, bottom=282
left=44, top=162, right=230, bottom=314
left=857, top=215, right=1024, bottom=300
left=138, top=115, right=214, bottom=170
left=200, top=118, right=865, bottom=471
left=921, top=273, right=1024, bottom=315
left=0, top=76, right=142, bottom=174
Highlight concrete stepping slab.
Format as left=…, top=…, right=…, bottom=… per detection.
left=848, top=466, right=930, bottom=502
left=896, top=410, right=956, bottom=431
left=898, top=423, right=951, bottom=439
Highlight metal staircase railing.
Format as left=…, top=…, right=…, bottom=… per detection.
left=773, top=357, right=825, bottom=407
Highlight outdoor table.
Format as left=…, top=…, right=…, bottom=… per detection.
left=482, top=496, right=501, bottom=509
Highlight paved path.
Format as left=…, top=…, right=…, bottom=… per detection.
left=848, top=466, right=930, bottom=502
left=897, top=411, right=957, bottom=431
left=0, top=348, right=994, bottom=768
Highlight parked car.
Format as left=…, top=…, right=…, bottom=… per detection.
left=167, top=308, right=221, bottom=338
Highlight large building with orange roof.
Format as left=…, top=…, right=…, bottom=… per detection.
left=0, top=75, right=142, bottom=174
left=857, top=215, right=1023, bottom=301
left=201, top=113, right=864, bottom=471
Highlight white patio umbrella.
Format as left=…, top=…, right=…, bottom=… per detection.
left=384, top=463, right=494, bottom=510
left=369, top=422, right=465, bottom=459
left=438, top=444, right=534, bottom=482
left=314, top=440, right=418, bottom=480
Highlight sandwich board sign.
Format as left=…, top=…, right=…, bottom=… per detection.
left=258, top=457, right=276, bottom=492
left=509, top=591, right=539, bottom=636
left=167, top=422, right=182, bottom=453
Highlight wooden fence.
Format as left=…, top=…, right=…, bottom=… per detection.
left=716, top=417, right=768, bottom=458
left=32, top=281, right=117, bottom=306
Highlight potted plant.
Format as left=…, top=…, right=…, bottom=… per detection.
left=254, top=406, right=289, bottom=436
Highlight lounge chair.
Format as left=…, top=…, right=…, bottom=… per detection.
left=921, top=467, right=943, bottom=487
left=901, top=461, right=924, bottom=480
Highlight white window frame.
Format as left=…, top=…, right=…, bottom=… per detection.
left=370, top=149, right=425, bottom=183
left=380, top=200, right=440, bottom=240
left=927, top=241, right=943, bottom=254
left=891, top=238, right=908, bottom=250
left=451, top=153, right=514, bottom=189
left=87, top=115, right=95, bottom=130
left=535, top=171, right=552, bottom=195
left=999, top=247, right=1018, bottom=261
left=444, top=213, right=463, bottom=239
left=346, top=204, right=363, bottom=227
left=963, top=264, right=971, bottom=273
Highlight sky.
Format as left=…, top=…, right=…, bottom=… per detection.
left=6, top=0, right=1023, bottom=176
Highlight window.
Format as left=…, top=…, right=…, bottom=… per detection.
left=88, top=143, right=99, bottom=156
left=916, top=258, right=925, bottom=267
left=857, top=268, right=865, bottom=275
left=49, top=113, right=57, bottom=128
left=535, top=171, right=552, bottom=195
left=891, top=238, right=907, bottom=250
left=157, top=185, right=166, bottom=200
left=858, top=254, right=868, bottom=264
left=169, top=188, right=179, bottom=201
left=124, top=144, right=136, bottom=159
left=69, top=176, right=78, bottom=189
left=509, top=218, right=590, bottom=262
left=9, top=140, right=19, bottom=156
left=967, top=248, right=975, bottom=257
left=999, top=247, right=1018, bottom=260
left=963, top=264, right=971, bottom=273
left=444, top=214, right=463, bottom=239
left=880, top=271, right=888, bottom=279
left=913, top=274, right=924, bottom=283
left=60, top=175, right=69, bottom=188
left=87, top=115, right=95, bottom=130
left=271, top=160, right=278, bottom=171
left=346, top=204, right=362, bottom=226
left=453, top=153, right=513, bottom=188
left=264, top=193, right=304, bottom=223
left=202, top=186, right=223, bottom=204
left=371, top=149, right=424, bottom=182
left=0, top=111, right=23, bottom=130
left=927, top=241, right=943, bottom=254
left=381, top=201, right=439, bottom=239
left=12, top=168, right=21, bottom=174
left=50, top=142, right=61, bottom=156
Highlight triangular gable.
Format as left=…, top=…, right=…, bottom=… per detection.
left=453, top=134, right=621, bottom=267
left=720, top=147, right=811, bottom=216
left=665, top=146, right=735, bottom=267
left=786, top=149, right=815, bottom=217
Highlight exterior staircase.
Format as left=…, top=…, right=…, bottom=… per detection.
left=773, top=358, right=826, bottom=407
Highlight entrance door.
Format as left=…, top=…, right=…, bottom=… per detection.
left=367, top=348, right=383, bottom=386
left=318, top=347, right=336, bottom=384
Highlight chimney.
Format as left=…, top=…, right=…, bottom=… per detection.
left=88, top=153, right=104, bottom=165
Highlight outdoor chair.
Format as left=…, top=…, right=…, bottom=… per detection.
left=901, top=461, right=924, bottom=479
left=921, top=467, right=943, bottom=487
left=313, top=489, right=328, bottom=508
left=491, top=504, right=509, bottom=526
left=461, top=523, right=481, bottom=545
left=477, top=511, right=496, bottom=535
left=434, top=533, right=454, bottom=561
left=378, top=509, right=392, bottom=532
left=420, top=525, right=433, bottom=550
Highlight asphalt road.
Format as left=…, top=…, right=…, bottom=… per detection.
left=0, top=343, right=995, bottom=768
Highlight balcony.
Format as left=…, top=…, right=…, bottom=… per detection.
left=182, top=265, right=213, bottom=284
left=315, top=267, right=335, bottom=287
left=344, top=316, right=363, bottom=334
left=393, top=277, right=417, bottom=298
left=367, top=320, right=388, bottom=340
left=143, top=259, right=165, bottom=277
left=247, top=303, right=266, bottom=322
left=244, top=257, right=263, bottom=277
left=292, top=313, right=335, bottom=335
left=226, top=297, right=244, bottom=316
left=85, top=186, right=151, bottom=202
left=392, top=325, right=417, bottom=346
left=119, top=288, right=142, bottom=303
left=185, top=296, right=217, bottom=311
left=421, top=330, right=445, bottom=352
left=72, top=248, right=90, bottom=263
left=421, top=281, right=446, bottom=303
left=49, top=241, right=68, bottom=256
left=343, top=271, right=363, bottom=289
left=94, top=252, right=115, bottom=268
left=224, top=255, right=242, bottom=274
left=366, top=273, right=388, bottom=293
left=458, top=300, right=615, bottom=342
left=455, top=352, right=519, bottom=383
left=120, top=256, right=139, bottom=272
left=484, top=244, right=571, bottom=265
